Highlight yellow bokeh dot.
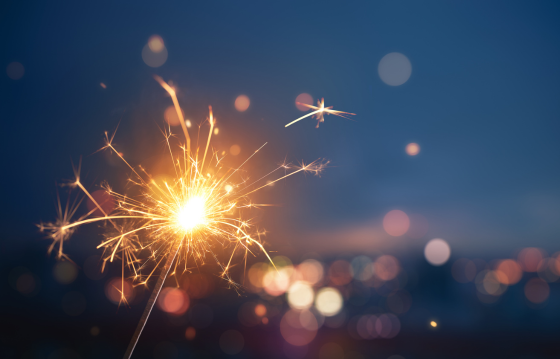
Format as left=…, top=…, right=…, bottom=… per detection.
left=406, top=143, right=420, bottom=156
left=148, top=35, right=164, bottom=53
left=230, top=145, right=241, bottom=156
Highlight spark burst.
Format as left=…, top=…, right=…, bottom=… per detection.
left=39, top=76, right=329, bottom=358
left=285, top=98, right=355, bottom=128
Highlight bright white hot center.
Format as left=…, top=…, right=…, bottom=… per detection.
left=177, top=196, right=206, bottom=231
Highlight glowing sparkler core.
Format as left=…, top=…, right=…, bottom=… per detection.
left=176, top=195, right=206, bottom=231
left=40, top=75, right=335, bottom=359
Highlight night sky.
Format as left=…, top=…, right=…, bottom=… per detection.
left=3, top=1, right=560, bottom=259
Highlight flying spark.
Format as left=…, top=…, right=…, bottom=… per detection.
left=285, top=98, right=355, bottom=128
left=40, top=76, right=330, bottom=358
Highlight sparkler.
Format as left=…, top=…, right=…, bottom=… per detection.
left=285, top=98, right=355, bottom=128
left=39, top=76, right=331, bottom=358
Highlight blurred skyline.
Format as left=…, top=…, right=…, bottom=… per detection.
left=2, top=0, right=560, bottom=262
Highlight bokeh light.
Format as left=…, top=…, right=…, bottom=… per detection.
left=315, top=287, right=343, bottom=316
left=6, top=61, right=24, bottom=80
left=105, top=277, right=134, bottom=304
left=383, top=210, right=410, bottom=236
left=495, top=259, right=522, bottom=285
left=351, top=256, right=374, bottom=281
left=424, top=239, right=451, bottom=266
left=405, top=143, right=420, bottom=156
left=53, top=261, right=78, bottom=284
left=234, top=95, right=250, bottom=112
left=157, top=287, right=189, bottom=315
left=142, top=40, right=168, bottom=68
left=517, top=248, right=544, bottom=272
left=164, top=105, right=185, bottom=126
left=148, top=35, right=165, bottom=52
left=295, top=93, right=314, bottom=111
left=524, top=278, right=549, bottom=304
left=298, top=259, right=324, bottom=285
left=374, top=255, right=400, bottom=281
left=328, top=260, right=353, bottom=286
left=230, top=144, right=241, bottom=156
left=378, top=52, right=412, bottom=86
left=219, top=330, right=244, bottom=355
left=280, top=309, right=318, bottom=346
left=287, top=281, right=314, bottom=310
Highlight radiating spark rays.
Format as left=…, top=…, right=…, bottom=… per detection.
left=285, top=98, right=356, bottom=128
left=40, top=76, right=336, bottom=359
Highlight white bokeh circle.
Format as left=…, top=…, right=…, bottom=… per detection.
left=378, top=52, right=412, bottom=86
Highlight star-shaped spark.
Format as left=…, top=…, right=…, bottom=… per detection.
left=285, top=98, right=355, bottom=128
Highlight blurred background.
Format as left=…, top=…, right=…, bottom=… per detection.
left=2, top=1, right=560, bottom=358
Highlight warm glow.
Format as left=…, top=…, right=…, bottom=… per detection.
left=405, top=142, right=420, bottom=156
left=430, top=321, right=437, bottom=328
left=235, top=95, right=250, bottom=112
left=177, top=196, right=206, bottom=231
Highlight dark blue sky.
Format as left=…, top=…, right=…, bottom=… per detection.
left=2, top=1, right=560, bottom=258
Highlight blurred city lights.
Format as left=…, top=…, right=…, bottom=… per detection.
left=524, top=278, right=550, bottom=304
left=100, top=82, right=106, bottom=89
left=287, top=281, right=315, bottom=310
left=328, top=260, right=353, bottom=286
left=495, top=259, right=523, bottom=285
left=383, top=210, right=410, bottom=236
left=280, top=309, right=318, bottom=346
left=234, top=95, right=250, bottom=112
left=315, top=287, right=343, bottom=316
left=518, top=247, right=544, bottom=272
left=298, top=259, right=324, bottom=285
left=148, top=35, right=165, bottom=52
left=142, top=36, right=168, bottom=67
left=378, top=52, right=412, bottom=86
left=430, top=320, right=438, bottom=328
left=405, top=142, right=420, bottom=156
left=374, top=255, right=400, bottom=281
left=424, top=239, right=451, bottom=266
left=351, top=256, right=374, bottom=281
